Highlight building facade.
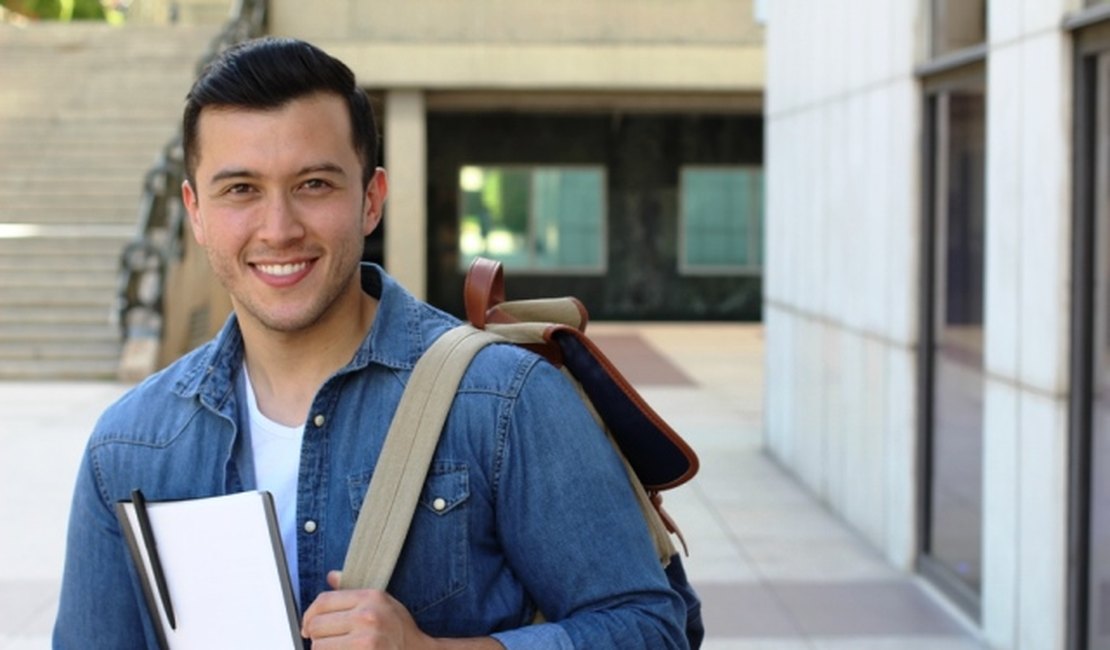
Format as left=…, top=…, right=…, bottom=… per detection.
left=765, top=1, right=1110, bottom=648
left=269, top=0, right=765, bottom=320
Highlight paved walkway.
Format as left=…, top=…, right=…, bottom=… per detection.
left=0, top=323, right=987, bottom=649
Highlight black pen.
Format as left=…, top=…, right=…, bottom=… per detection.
left=131, top=489, right=177, bottom=630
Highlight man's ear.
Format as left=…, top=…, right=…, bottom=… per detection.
left=181, top=180, right=206, bottom=245
left=363, top=167, right=389, bottom=237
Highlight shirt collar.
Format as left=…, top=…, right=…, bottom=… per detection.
left=174, top=263, right=429, bottom=405
left=348, top=263, right=428, bottom=372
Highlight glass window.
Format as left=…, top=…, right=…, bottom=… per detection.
left=457, top=165, right=605, bottom=273
left=680, top=166, right=763, bottom=273
left=922, top=83, right=986, bottom=616
left=1083, top=46, right=1110, bottom=650
left=931, top=0, right=987, bottom=57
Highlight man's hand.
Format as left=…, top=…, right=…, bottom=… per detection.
left=301, top=571, right=432, bottom=649
left=301, top=572, right=504, bottom=649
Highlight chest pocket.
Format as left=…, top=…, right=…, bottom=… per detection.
left=347, top=462, right=470, bottom=613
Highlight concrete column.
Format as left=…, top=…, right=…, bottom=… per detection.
left=383, top=89, right=427, bottom=299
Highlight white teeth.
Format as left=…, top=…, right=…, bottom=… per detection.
left=256, top=262, right=308, bottom=277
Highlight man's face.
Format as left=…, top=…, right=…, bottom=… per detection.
left=182, top=92, right=386, bottom=335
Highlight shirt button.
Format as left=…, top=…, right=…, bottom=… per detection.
left=313, top=414, right=325, bottom=427
left=432, top=498, right=447, bottom=512
left=304, top=520, right=318, bottom=534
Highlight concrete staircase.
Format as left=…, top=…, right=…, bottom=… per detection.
left=0, top=21, right=220, bottom=379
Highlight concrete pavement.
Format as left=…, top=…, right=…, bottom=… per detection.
left=0, top=323, right=986, bottom=649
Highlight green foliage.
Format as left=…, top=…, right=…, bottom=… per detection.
left=0, top=0, right=106, bottom=20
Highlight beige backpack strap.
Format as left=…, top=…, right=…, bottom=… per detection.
left=494, top=298, right=587, bottom=330
left=339, top=324, right=501, bottom=590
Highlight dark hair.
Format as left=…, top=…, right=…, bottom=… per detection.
left=182, top=37, right=377, bottom=187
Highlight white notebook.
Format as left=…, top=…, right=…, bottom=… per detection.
left=115, top=490, right=301, bottom=650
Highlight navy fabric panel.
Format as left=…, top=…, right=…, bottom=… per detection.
left=553, top=330, right=690, bottom=488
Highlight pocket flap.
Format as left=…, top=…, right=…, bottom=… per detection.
left=418, top=464, right=469, bottom=516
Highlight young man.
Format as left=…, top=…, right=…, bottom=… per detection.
left=53, top=37, right=688, bottom=648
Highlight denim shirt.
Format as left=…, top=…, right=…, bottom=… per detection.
left=54, top=264, right=688, bottom=649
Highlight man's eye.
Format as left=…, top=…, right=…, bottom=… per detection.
left=303, top=179, right=331, bottom=190
left=226, top=184, right=254, bottom=195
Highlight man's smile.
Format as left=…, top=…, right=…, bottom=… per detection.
left=254, top=261, right=311, bottom=277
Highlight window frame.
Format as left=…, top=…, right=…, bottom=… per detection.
left=916, top=59, right=987, bottom=623
left=1067, top=16, right=1110, bottom=650
left=454, top=163, right=609, bottom=276
left=1068, top=2, right=1110, bottom=31
left=677, top=164, right=764, bottom=276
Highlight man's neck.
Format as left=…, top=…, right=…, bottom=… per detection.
left=239, top=290, right=377, bottom=427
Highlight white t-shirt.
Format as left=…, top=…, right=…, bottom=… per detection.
left=242, top=364, right=304, bottom=603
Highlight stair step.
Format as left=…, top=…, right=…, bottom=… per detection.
left=0, top=236, right=130, bottom=255
left=0, top=269, right=117, bottom=289
left=0, top=215, right=138, bottom=227
left=0, top=150, right=160, bottom=161
left=0, top=358, right=120, bottom=381
left=0, top=128, right=164, bottom=142
left=0, top=254, right=118, bottom=272
left=0, top=305, right=115, bottom=325
left=0, top=143, right=165, bottom=156
left=0, top=224, right=136, bottom=238
left=0, top=198, right=142, bottom=211
left=0, top=338, right=121, bottom=358
left=0, top=319, right=117, bottom=339
left=0, top=165, right=162, bottom=179
left=0, top=20, right=221, bottom=380
left=1, top=191, right=139, bottom=204
left=0, top=129, right=169, bottom=142
left=0, top=218, right=138, bottom=229
left=0, top=286, right=118, bottom=306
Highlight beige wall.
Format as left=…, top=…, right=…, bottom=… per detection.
left=270, top=0, right=762, bottom=46
left=382, top=90, right=428, bottom=299
left=268, top=0, right=763, bottom=93
left=269, top=0, right=762, bottom=296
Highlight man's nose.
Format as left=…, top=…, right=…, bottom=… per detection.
left=258, top=194, right=305, bottom=244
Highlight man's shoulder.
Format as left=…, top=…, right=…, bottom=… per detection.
left=90, top=338, right=222, bottom=446
left=457, top=337, right=554, bottom=398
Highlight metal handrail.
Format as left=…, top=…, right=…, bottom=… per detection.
left=116, top=0, right=267, bottom=350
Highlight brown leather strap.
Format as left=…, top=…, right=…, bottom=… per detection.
left=464, top=256, right=698, bottom=492
left=651, top=492, right=689, bottom=557
left=463, top=257, right=505, bottom=328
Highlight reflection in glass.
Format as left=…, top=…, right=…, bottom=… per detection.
left=1088, top=53, right=1110, bottom=649
left=681, top=166, right=763, bottom=272
left=457, top=165, right=605, bottom=272
left=927, top=90, right=986, bottom=597
left=1091, top=402, right=1110, bottom=646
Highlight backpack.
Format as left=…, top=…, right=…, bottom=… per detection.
left=341, top=257, right=704, bottom=648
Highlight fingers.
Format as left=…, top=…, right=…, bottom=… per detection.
left=301, top=586, right=400, bottom=644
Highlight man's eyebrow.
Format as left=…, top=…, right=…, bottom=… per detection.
left=206, top=163, right=347, bottom=185
left=299, top=162, right=346, bottom=177
left=209, top=168, right=258, bottom=184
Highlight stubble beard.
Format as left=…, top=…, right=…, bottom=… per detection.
left=209, top=241, right=364, bottom=337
